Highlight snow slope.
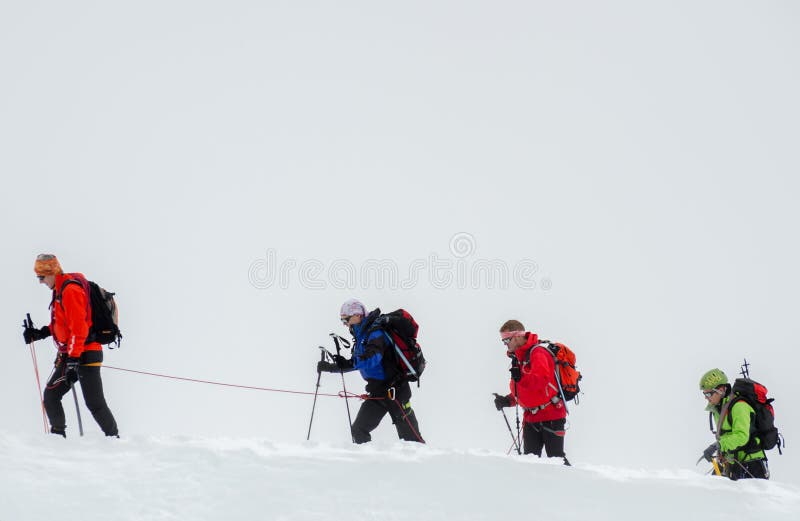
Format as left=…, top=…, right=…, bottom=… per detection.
left=2, top=430, right=798, bottom=521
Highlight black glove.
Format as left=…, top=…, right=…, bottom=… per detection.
left=334, top=354, right=355, bottom=369
left=65, top=358, right=80, bottom=383
left=23, top=325, right=51, bottom=344
left=493, top=393, right=512, bottom=410
left=702, top=441, right=720, bottom=462
left=509, top=366, right=521, bottom=382
left=317, top=361, right=339, bottom=373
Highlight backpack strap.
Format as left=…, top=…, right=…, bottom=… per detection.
left=55, top=277, right=89, bottom=312
left=725, top=396, right=765, bottom=454
left=523, top=340, right=552, bottom=366
left=523, top=340, right=570, bottom=412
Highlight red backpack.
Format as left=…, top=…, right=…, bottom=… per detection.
left=370, top=309, right=427, bottom=383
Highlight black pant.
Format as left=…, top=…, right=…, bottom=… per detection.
left=43, top=363, right=118, bottom=436
left=351, top=381, right=424, bottom=444
left=728, top=459, right=769, bottom=480
left=523, top=418, right=566, bottom=458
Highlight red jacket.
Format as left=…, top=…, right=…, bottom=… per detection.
left=50, top=273, right=102, bottom=360
left=508, top=333, right=567, bottom=423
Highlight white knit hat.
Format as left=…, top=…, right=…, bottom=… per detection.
left=340, top=298, right=366, bottom=317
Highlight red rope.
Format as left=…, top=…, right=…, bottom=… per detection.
left=104, top=365, right=346, bottom=398
left=103, top=366, right=425, bottom=442
left=390, top=397, right=426, bottom=443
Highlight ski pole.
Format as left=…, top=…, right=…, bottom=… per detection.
left=330, top=333, right=354, bottom=442
left=494, top=394, right=521, bottom=454
left=71, top=383, right=83, bottom=437
left=24, top=314, right=48, bottom=433
left=306, top=348, right=328, bottom=441
left=511, top=357, right=522, bottom=455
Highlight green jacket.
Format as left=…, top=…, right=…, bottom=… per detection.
left=707, top=395, right=766, bottom=462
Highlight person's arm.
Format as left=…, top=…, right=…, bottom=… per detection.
left=61, top=284, right=89, bottom=358
left=720, top=401, right=754, bottom=453
left=514, top=347, right=558, bottom=406
left=356, top=331, right=388, bottom=373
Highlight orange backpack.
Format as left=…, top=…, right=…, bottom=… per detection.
left=526, top=341, right=582, bottom=402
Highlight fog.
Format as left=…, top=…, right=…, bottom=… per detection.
left=2, top=1, right=798, bottom=482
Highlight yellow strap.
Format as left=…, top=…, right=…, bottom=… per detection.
left=712, top=458, right=722, bottom=476
left=83, top=362, right=102, bottom=367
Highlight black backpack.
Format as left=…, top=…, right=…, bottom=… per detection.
left=58, top=273, right=122, bottom=347
left=726, top=378, right=782, bottom=453
left=370, top=309, right=426, bottom=383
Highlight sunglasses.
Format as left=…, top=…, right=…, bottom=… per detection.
left=702, top=390, right=716, bottom=398
left=502, top=337, right=513, bottom=346
left=37, top=275, right=45, bottom=281
left=340, top=315, right=353, bottom=325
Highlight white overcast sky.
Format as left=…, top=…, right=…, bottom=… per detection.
left=1, top=2, right=798, bottom=481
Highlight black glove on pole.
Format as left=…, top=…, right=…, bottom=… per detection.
left=307, top=348, right=327, bottom=441
left=493, top=393, right=511, bottom=410
left=23, top=319, right=51, bottom=345
left=702, top=441, right=720, bottom=463
left=494, top=393, right=520, bottom=454
left=65, top=358, right=80, bottom=384
left=330, top=333, right=354, bottom=442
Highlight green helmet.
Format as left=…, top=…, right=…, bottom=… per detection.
left=699, top=368, right=728, bottom=390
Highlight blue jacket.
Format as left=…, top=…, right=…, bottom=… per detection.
left=342, top=309, right=399, bottom=390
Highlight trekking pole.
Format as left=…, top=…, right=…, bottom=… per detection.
left=24, top=314, right=48, bottom=433
left=510, top=357, right=522, bottom=455
left=306, top=348, right=328, bottom=441
left=494, top=394, right=521, bottom=454
left=71, top=384, right=84, bottom=436
left=330, top=333, right=354, bottom=442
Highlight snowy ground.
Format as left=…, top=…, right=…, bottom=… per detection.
left=2, top=430, right=798, bottom=521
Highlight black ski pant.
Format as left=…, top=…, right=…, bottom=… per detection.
left=523, top=418, right=566, bottom=458
left=728, top=459, right=769, bottom=480
left=43, top=364, right=118, bottom=436
left=351, top=381, right=424, bottom=444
